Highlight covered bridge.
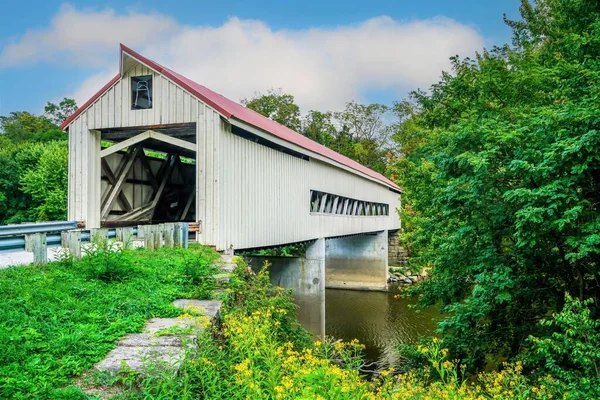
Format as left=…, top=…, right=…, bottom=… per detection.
left=62, top=44, right=401, bottom=253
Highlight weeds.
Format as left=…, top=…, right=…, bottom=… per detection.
left=0, top=245, right=219, bottom=399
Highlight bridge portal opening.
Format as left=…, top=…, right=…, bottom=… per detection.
left=98, top=123, right=197, bottom=227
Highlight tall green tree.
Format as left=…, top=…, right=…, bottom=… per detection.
left=392, top=0, right=600, bottom=370
left=0, top=111, right=64, bottom=144
left=44, top=97, right=78, bottom=126
left=242, top=88, right=302, bottom=132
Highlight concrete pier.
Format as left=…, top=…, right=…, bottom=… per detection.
left=325, top=230, right=389, bottom=291
left=248, top=238, right=326, bottom=337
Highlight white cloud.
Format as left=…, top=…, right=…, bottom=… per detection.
left=0, top=4, right=485, bottom=111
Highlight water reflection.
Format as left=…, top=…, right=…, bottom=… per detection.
left=296, top=287, right=441, bottom=367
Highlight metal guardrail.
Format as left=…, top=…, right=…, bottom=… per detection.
left=0, top=221, right=79, bottom=237
left=2, top=224, right=131, bottom=252
left=0, top=221, right=189, bottom=254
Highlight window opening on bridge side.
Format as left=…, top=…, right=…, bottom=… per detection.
left=309, top=190, right=389, bottom=216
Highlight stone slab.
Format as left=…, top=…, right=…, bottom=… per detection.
left=212, top=273, right=231, bottom=284
left=118, top=333, right=195, bottom=347
left=221, top=263, right=236, bottom=273
left=219, top=255, right=237, bottom=263
left=172, top=299, right=222, bottom=320
left=143, top=318, right=197, bottom=335
left=95, top=345, right=186, bottom=373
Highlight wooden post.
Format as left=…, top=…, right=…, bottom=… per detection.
left=137, top=225, right=145, bottom=239
left=144, top=225, right=155, bottom=250
left=61, top=231, right=68, bottom=247
left=116, top=227, right=124, bottom=242
left=90, top=228, right=108, bottom=242
left=174, top=223, right=183, bottom=247
left=153, top=224, right=164, bottom=249
left=163, top=223, right=175, bottom=248
left=24, top=234, right=34, bottom=252
left=32, top=233, right=47, bottom=267
left=120, top=227, right=134, bottom=249
left=67, top=231, right=82, bottom=259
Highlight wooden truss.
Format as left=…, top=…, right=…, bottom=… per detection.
left=100, top=130, right=196, bottom=223
left=309, top=190, right=389, bottom=216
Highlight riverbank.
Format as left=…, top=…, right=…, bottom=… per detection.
left=0, top=246, right=558, bottom=399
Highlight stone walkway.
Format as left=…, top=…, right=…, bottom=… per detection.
left=93, top=254, right=236, bottom=375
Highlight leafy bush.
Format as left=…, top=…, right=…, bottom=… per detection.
left=19, top=141, right=68, bottom=221
left=78, top=236, right=136, bottom=282
left=182, top=246, right=220, bottom=298
left=0, top=140, right=68, bottom=224
left=525, top=294, right=600, bottom=399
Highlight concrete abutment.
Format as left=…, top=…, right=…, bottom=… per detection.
left=325, top=230, right=389, bottom=291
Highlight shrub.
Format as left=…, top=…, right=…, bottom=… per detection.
left=525, top=294, right=600, bottom=399
left=79, top=236, right=136, bottom=282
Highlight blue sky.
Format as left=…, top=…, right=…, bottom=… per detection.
left=0, top=1, right=521, bottom=118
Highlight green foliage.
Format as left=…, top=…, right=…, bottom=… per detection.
left=113, top=259, right=553, bottom=399
left=80, top=236, right=137, bottom=282
left=225, top=260, right=313, bottom=348
left=0, top=111, right=65, bottom=144
left=44, top=98, right=78, bottom=126
left=526, top=294, right=600, bottom=399
left=242, top=89, right=395, bottom=174
left=0, top=246, right=219, bottom=399
left=242, top=88, right=302, bottom=132
left=0, top=102, right=75, bottom=224
left=20, top=141, right=69, bottom=221
left=391, top=0, right=600, bottom=371
left=0, top=140, right=68, bottom=223
left=240, top=243, right=307, bottom=257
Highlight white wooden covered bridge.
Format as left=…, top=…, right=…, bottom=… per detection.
left=62, top=44, right=401, bottom=255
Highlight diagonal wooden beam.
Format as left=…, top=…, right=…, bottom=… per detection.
left=100, top=131, right=151, bottom=158
left=318, top=194, right=328, bottom=213
left=137, top=150, right=159, bottom=192
left=145, top=131, right=196, bottom=153
left=179, top=190, right=195, bottom=221
left=101, top=145, right=141, bottom=218
left=149, top=154, right=177, bottom=220
left=100, top=130, right=196, bottom=159
left=101, top=159, right=133, bottom=212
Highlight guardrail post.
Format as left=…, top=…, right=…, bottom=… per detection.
left=90, top=228, right=108, bottom=244
left=119, top=227, right=134, bottom=249
left=24, top=234, right=34, bottom=252
left=137, top=225, right=145, bottom=239
left=154, top=224, right=164, bottom=249
left=182, top=223, right=189, bottom=249
left=163, top=223, right=175, bottom=248
left=116, top=227, right=124, bottom=242
left=32, top=233, right=47, bottom=267
left=144, top=225, right=155, bottom=250
left=67, top=231, right=82, bottom=259
left=173, top=223, right=183, bottom=247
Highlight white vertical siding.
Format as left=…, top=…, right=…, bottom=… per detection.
left=195, top=105, right=221, bottom=245
left=75, top=64, right=201, bottom=130
left=217, top=127, right=401, bottom=251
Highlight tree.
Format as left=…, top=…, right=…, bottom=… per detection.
left=302, top=110, right=337, bottom=148
left=333, top=101, right=394, bottom=173
left=392, top=0, right=600, bottom=370
left=44, top=98, right=78, bottom=126
left=242, top=88, right=302, bottom=132
left=0, top=111, right=64, bottom=144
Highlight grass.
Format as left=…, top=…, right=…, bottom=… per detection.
left=0, top=244, right=220, bottom=399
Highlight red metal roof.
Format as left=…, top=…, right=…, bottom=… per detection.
left=62, top=44, right=401, bottom=191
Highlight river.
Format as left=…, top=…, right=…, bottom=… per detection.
left=296, top=287, right=441, bottom=367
